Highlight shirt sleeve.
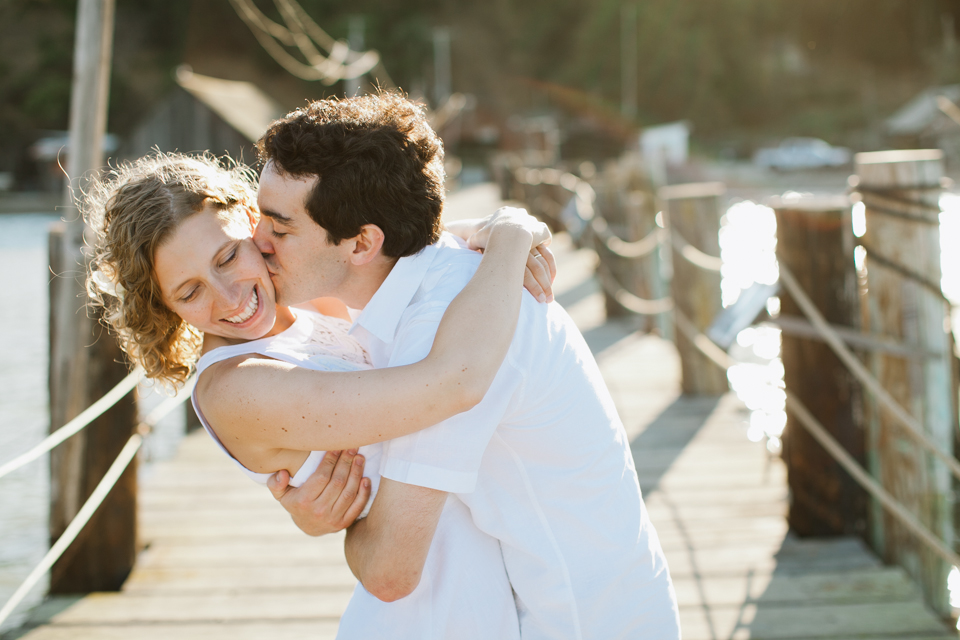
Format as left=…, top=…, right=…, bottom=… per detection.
left=378, top=270, right=525, bottom=494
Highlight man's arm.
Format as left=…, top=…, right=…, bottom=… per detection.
left=343, top=478, right=447, bottom=602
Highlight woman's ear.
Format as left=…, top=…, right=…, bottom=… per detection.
left=350, top=224, right=386, bottom=265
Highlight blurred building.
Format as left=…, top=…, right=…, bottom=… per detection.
left=118, top=67, right=286, bottom=165
left=886, top=84, right=960, bottom=165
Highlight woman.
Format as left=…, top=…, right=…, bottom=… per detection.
left=85, top=151, right=551, bottom=639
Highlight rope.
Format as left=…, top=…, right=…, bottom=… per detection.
left=0, top=434, right=143, bottom=629
left=851, top=184, right=942, bottom=226
left=672, top=304, right=960, bottom=572
left=777, top=261, right=960, bottom=484
left=855, top=183, right=944, bottom=206
left=856, top=239, right=951, bottom=304
left=0, top=369, right=142, bottom=481
left=595, top=258, right=674, bottom=315
left=0, top=375, right=194, bottom=626
left=669, top=230, right=723, bottom=272
left=784, top=396, right=960, bottom=570
left=227, top=0, right=379, bottom=84
left=140, top=377, right=196, bottom=431
left=591, top=217, right=666, bottom=259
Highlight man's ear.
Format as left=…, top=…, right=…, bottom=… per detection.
left=349, top=224, right=386, bottom=266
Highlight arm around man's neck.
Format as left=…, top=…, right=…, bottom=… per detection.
left=344, top=477, right=447, bottom=602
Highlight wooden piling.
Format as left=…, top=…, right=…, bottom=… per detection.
left=772, top=195, right=868, bottom=538
left=48, top=0, right=137, bottom=593
left=48, top=225, right=138, bottom=593
left=661, top=182, right=728, bottom=395
left=855, top=149, right=954, bottom=616
left=592, top=164, right=660, bottom=329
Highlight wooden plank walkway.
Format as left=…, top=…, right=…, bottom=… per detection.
left=11, top=184, right=957, bottom=639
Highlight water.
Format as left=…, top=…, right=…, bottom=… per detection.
left=0, top=214, right=57, bottom=632
left=0, top=214, right=184, bottom=633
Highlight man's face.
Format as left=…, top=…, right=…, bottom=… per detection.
left=254, top=162, right=353, bottom=306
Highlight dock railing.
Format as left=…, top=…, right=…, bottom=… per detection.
left=0, top=371, right=194, bottom=629
left=506, top=154, right=960, bottom=617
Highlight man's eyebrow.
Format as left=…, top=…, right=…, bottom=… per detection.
left=260, top=209, right=296, bottom=227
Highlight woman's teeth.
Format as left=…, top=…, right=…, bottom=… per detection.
left=225, top=290, right=258, bottom=324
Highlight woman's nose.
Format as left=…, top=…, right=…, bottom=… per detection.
left=212, top=278, right=244, bottom=309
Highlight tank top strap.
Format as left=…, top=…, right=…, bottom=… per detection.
left=194, top=311, right=315, bottom=376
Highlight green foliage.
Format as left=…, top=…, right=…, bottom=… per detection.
left=3, top=0, right=959, bottom=171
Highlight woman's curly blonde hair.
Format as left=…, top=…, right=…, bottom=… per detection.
left=84, top=151, right=259, bottom=390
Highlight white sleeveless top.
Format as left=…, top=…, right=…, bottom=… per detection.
left=191, top=309, right=381, bottom=513
left=191, top=308, right=520, bottom=640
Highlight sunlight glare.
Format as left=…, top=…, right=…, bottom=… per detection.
left=852, top=201, right=866, bottom=238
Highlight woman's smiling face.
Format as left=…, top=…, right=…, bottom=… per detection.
left=153, top=204, right=286, bottom=341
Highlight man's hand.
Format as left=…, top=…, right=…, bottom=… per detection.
left=267, top=449, right=371, bottom=536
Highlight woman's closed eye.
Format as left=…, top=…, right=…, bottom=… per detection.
left=218, top=247, right=238, bottom=268
left=179, top=287, right=199, bottom=303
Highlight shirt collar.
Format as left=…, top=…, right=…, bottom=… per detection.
left=350, top=243, right=439, bottom=345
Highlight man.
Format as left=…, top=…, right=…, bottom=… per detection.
left=254, top=93, right=680, bottom=639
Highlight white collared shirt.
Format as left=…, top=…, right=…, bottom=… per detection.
left=350, top=234, right=680, bottom=640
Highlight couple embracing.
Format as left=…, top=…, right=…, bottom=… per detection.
left=86, top=92, right=680, bottom=639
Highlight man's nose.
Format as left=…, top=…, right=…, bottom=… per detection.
left=253, top=221, right=275, bottom=255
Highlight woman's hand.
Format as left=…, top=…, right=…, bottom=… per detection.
left=267, top=449, right=371, bottom=536
left=459, top=207, right=557, bottom=302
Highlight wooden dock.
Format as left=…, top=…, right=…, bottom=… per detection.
left=9, top=185, right=957, bottom=639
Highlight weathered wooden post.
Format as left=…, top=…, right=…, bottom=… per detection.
left=855, top=149, right=954, bottom=616
left=48, top=0, right=137, bottom=592
left=592, top=164, right=660, bottom=330
left=661, top=182, right=728, bottom=395
left=772, top=195, right=868, bottom=538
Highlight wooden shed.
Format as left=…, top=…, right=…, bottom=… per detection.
left=885, top=84, right=960, bottom=165
left=118, top=67, right=287, bottom=164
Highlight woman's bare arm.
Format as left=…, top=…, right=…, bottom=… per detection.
left=198, top=210, right=547, bottom=459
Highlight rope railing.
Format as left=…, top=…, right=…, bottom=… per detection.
left=777, top=262, right=960, bottom=484
left=0, top=374, right=195, bottom=628
left=0, top=369, right=143, bottom=481
left=512, top=159, right=960, bottom=580
left=0, top=434, right=143, bottom=629
left=595, top=257, right=674, bottom=315
left=669, top=230, right=723, bottom=272
left=591, top=217, right=666, bottom=259
left=671, top=303, right=960, bottom=572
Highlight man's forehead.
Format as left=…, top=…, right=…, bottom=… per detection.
left=258, top=162, right=318, bottom=224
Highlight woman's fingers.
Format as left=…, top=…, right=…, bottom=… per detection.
left=537, top=245, right=558, bottom=283
left=524, top=250, right=554, bottom=303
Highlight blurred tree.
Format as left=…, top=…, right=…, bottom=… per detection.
left=4, top=0, right=960, bottom=179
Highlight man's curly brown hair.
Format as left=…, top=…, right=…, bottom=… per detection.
left=84, top=151, right=259, bottom=389
left=256, top=92, right=445, bottom=257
